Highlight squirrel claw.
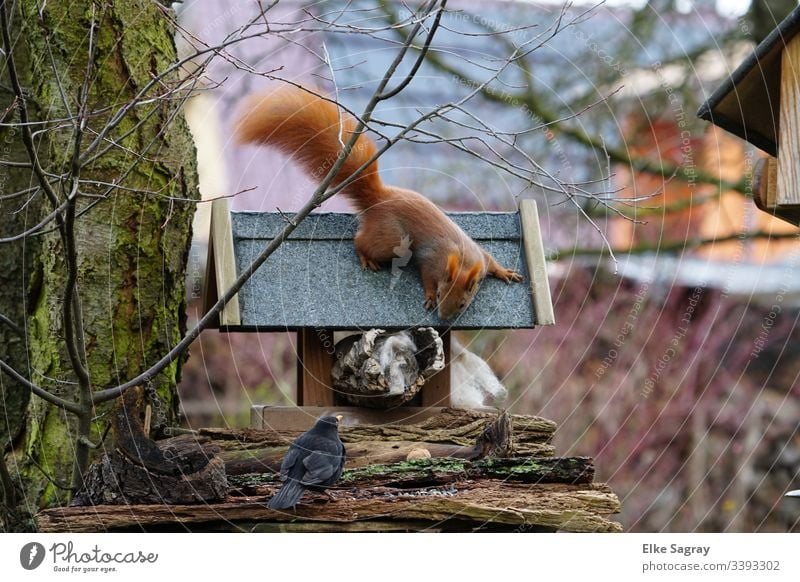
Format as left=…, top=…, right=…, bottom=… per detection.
left=358, top=254, right=381, bottom=271
left=423, top=297, right=436, bottom=311
left=500, top=270, right=523, bottom=283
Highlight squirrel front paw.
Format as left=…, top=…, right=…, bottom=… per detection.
left=498, top=269, right=523, bottom=283
left=423, top=296, right=437, bottom=311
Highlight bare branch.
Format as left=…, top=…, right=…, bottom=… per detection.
left=0, top=360, right=82, bottom=414
left=91, top=0, right=451, bottom=404
left=0, top=313, right=23, bottom=337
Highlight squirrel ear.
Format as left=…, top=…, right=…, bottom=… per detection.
left=446, top=253, right=460, bottom=282
left=466, top=262, right=483, bottom=290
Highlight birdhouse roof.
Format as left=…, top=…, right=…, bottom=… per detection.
left=697, top=6, right=800, bottom=156
left=204, top=199, right=554, bottom=331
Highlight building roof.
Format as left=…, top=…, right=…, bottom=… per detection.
left=697, top=6, right=800, bottom=156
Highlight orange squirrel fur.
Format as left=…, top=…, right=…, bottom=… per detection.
left=235, top=87, right=522, bottom=319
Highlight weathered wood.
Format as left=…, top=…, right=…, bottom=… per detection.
left=778, top=35, right=800, bottom=205
left=755, top=156, right=779, bottom=208
left=72, top=435, right=227, bottom=506
left=205, top=408, right=555, bottom=451
left=754, top=156, right=800, bottom=225
left=37, top=482, right=621, bottom=533
left=207, top=198, right=241, bottom=326
left=222, top=411, right=548, bottom=474
left=227, top=457, right=594, bottom=491
left=297, top=328, right=335, bottom=407
left=221, top=440, right=554, bottom=475
left=239, top=520, right=455, bottom=533
left=422, top=331, right=451, bottom=407
left=252, top=405, right=451, bottom=431
left=225, top=412, right=539, bottom=474
left=331, top=328, right=444, bottom=408
left=520, top=199, right=555, bottom=326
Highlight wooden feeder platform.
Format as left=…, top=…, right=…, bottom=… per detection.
left=36, top=408, right=621, bottom=533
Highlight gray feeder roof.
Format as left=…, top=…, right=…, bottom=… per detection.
left=697, top=6, right=800, bottom=155
left=210, top=204, right=552, bottom=331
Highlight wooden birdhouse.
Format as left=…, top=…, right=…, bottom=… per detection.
left=203, top=197, right=554, bottom=423
left=697, top=6, right=800, bottom=225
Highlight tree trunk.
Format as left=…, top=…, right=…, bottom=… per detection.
left=0, top=0, right=198, bottom=530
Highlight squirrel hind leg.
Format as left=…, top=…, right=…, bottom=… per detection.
left=354, top=228, right=399, bottom=271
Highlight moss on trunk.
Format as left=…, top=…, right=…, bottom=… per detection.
left=0, top=0, right=199, bottom=527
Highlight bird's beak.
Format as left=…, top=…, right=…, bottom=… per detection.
left=786, top=490, right=800, bottom=498
left=335, top=414, right=344, bottom=423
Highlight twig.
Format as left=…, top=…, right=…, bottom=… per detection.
left=0, top=313, right=23, bottom=337
left=549, top=230, right=800, bottom=261
left=0, top=360, right=82, bottom=414
left=91, top=0, right=450, bottom=404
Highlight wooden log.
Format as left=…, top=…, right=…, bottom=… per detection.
left=212, top=407, right=555, bottom=450
left=37, top=482, right=621, bottom=533
left=222, top=411, right=545, bottom=474
left=72, top=436, right=227, bottom=506
left=221, top=440, right=555, bottom=475
left=252, top=405, right=448, bottom=431
left=227, top=456, right=595, bottom=492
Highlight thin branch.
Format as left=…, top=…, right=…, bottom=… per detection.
left=0, top=0, right=66, bottom=238
left=381, top=4, right=745, bottom=195
left=549, top=231, right=800, bottom=261
left=0, top=360, right=82, bottom=414
left=92, top=0, right=450, bottom=404
left=0, top=313, right=23, bottom=337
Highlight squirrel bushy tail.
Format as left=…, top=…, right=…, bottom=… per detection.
left=235, top=87, right=385, bottom=211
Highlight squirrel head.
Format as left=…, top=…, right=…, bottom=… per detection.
left=436, top=253, right=484, bottom=319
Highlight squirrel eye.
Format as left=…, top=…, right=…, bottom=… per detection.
left=459, top=301, right=466, bottom=309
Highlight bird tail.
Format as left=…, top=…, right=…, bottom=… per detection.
left=267, top=480, right=306, bottom=510
left=234, top=86, right=386, bottom=212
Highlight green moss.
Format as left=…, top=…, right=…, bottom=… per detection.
left=340, top=459, right=468, bottom=483
left=3, top=0, right=199, bottom=517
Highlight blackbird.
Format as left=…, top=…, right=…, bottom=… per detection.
left=267, top=414, right=346, bottom=510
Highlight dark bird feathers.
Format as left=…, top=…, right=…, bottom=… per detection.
left=268, top=415, right=346, bottom=510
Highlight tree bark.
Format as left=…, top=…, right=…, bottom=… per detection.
left=0, top=0, right=198, bottom=529
left=36, top=482, right=622, bottom=533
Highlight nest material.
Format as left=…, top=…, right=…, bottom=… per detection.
left=331, top=328, right=445, bottom=408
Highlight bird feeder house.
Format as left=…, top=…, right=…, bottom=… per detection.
left=203, top=197, right=554, bottom=422
left=698, top=6, right=800, bottom=226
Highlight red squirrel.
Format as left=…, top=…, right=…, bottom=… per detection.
left=235, top=87, right=523, bottom=319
